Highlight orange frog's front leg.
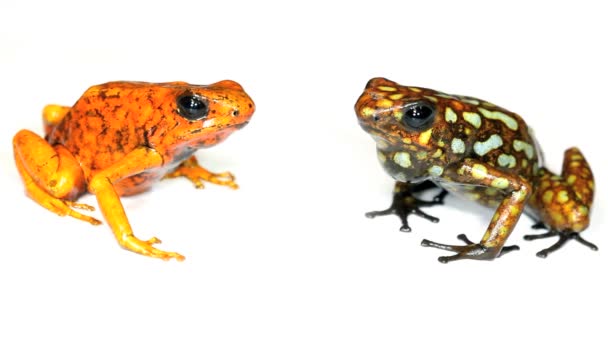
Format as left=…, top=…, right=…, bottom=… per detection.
left=88, top=146, right=185, bottom=261
left=164, top=155, right=238, bottom=189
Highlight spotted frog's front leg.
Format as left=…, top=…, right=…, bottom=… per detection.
left=421, top=159, right=530, bottom=263
left=524, top=148, right=597, bottom=257
left=164, top=155, right=238, bottom=189
left=366, top=180, right=448, bottom=232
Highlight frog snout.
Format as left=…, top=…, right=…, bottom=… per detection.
left=213, top=80, right=244, bottom=91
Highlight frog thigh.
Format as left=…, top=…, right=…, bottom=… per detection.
left=42, top=104, right=71, bottom=135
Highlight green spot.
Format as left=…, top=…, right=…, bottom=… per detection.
left=445, top=107, right=458, bottom=123
left=377, top=150, right=387, bottom=163
left=497, top=154, right=516, bottom=168
left=478, top=107, right=519, bottom=130
left=435, top=93, right=458, bottom=100
left=471, top=164, right=488, bottom=179
left=491, top=177, right=509, bottom=189
left=513, top=140, right=535, bottom=159
left=428, top=165, right=444, bottom=177
left=474, top=134, right=503, bottom=156
left=451, top=138, right=466, bottom=154
left=393, top=152, right=412, bottom=168
left=567, top=175, right=577, bottom=185
left=423, top=95, right=438, bottom=103
left=394, top=110, right=403, bottom=121
left=416, top=151, right=428, bottom=160
left=556, top=190, right=569, bottom=204
left=462, top=98, right=480, bottom=105
left=463, top=112, right=482, bottom=128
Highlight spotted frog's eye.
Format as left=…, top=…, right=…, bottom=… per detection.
left=401, top=101, right=436, bottom=130
left=177, top=94, right=209, bottom=121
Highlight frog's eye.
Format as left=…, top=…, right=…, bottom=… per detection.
left=177, top=94, right=209, bottom=121
left=401, top=102, right=436, bottom=130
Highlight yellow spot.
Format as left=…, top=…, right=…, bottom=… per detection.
left=588, top=181, right=594, bottom=190
left=540, top=180, right=551, bottom=190
left=513, top=140, right=535, bottom=159
left=471, top=164, right=488, bottom=179
left=485, top=188, right=498, bottom=196
left=521, top=159, right=528, bottom=168
left=438, top=140, right=445, bottom=147
left=491, top=177, right=509, bottom=189
left=556, top=190, right=569, bottom=204
left=436, top=93, right=458, bottom=100
left=416, top=151, right=428, bottom=159
left=393, top=152, right=412, bottom=168
left=474, top=134, right=503, bottom=156
left=451, top=138, right=466, bottom=154
left=509, top=206, right=520, bottom=216
left=578, top=205, right=589, bottom=216
left=394, top=110, right=403, bottom=120
left=570, top=154, right=583, bottom=161
left=466, top=193, right=480, bottom=200
left=428, top=165, right=444, bottom=177
left=423, top=95, right=438, bottom=103
left=478, top=107, right=519, bottom=131
left=445, top=107, right=458, bottom=123
left=465, top=128, right=472, bottom=135
left=499, top=226, right=510, bottom=237
left=377, top=99, right=393, bottom=108
left=567, top=175, right=577, bottom=185
left=361, top=107, right=375, bottom=117
left=570, top=161, right=581, bottom=167
left=418, top=129, right=433, bottom=145
left=377, top=150, right=387, bottom=163
left=550, top=212, right=565, bottom=226
left=513, top=189, right=527, bottom=203
left=432, top=149, right=443, bottom=158
left=542, top=190, right=554, bottom=204
left=402, top=137, right=412, bottom=144
left=389, top=93, right=404, bottom=100
left=497, top=154, right=516, bottom=168
left=482, top=101, right=496, bottom=107
left=463, top=112, right=482, bottom=128
left=409, top=87, right=422, bottom=92
left=378, top=86, right=397, bottom=92
left=462, top=98, right=480, bottom=105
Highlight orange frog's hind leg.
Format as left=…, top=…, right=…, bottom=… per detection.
left=43, top=104, right=71, bottom=135
left=525, top=147, right=596, bottom=257
left=13, top=129, right=101, bottom=225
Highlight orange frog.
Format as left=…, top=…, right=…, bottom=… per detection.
left=13, top=80, right=255, bottom=261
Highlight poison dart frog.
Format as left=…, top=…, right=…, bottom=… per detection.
left=13, top=80, right=255, bottom=261
left=355, top=77, right=596, bottom=263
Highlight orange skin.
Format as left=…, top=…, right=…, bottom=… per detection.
left=13, top=80, right=255, bottom=260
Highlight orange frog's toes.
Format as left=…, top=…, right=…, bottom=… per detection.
left=47, top=198, right=102, bottom=225
left=119, top=235, right=185, bottom=261
left=205, top=171, right=238, bottom=189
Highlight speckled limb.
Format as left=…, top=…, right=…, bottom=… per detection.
left=525, top=148, right=596, bottom=257
left=365, top=180, right=448, bottom=232
left=421, top=159, right=531, bottom=263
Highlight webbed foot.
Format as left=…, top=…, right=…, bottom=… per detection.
left=366, top=180, right=448, bottom=232
left=421, top=234, right=519, bottom=263
left=524, top=222, right=598, bottom=258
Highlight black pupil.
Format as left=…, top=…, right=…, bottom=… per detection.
left=178, top=95, right=208, bottom=120
left=404, top=104, right=434, bottom=129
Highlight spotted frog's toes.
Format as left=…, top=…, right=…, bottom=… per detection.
left=524, top=225, right=598, bottom=258
left=366, top=187, right=447, bottom=232
left=421, top=234, right=517, bottom=263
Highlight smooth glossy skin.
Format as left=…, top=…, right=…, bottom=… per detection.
left=13, top=80, right=255, bottom=260
left=356, top=77, right=596, bottom=262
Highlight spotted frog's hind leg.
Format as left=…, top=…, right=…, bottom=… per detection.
left=13, top=129, right=101, bottom=225
left=525, top=148, right=596, bottom=257
left=366, top=180, right=448, bottom=232
left=42, top=104, right=71, bottom=136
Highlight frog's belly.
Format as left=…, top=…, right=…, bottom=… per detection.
left=436, top=181, right=540, bottom=220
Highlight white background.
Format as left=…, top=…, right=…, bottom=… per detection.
left=1, top=1, right=606, bottom=341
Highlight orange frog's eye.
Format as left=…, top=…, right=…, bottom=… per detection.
left=402, top=101, right=436, bottom=131
left=177, top=93, right=209, bottom=121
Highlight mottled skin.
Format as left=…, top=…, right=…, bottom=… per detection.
left=356, top=77, right=596, bottom=262
left=13, top=80, right=255, bottom=260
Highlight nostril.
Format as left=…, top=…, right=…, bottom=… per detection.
left=232, top=110, right=239, bottom=117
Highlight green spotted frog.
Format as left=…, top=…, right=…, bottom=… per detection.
left=355, top=77, right=596, bottom=263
